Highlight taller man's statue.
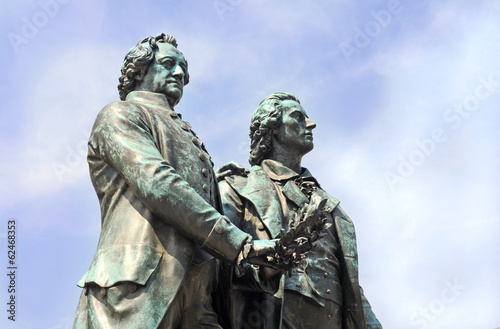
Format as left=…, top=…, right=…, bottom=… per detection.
left=218, top=92, right=383, bottom=329
left=73, top=33, right=280, bottom=329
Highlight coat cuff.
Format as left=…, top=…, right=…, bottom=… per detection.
left=201, top=216, right=250, bottom=264
left=234, top=236, right=253, bottom=277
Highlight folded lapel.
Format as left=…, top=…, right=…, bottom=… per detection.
left=282, top=180, right=309, bottom=208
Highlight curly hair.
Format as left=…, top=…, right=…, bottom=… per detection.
left=118, top=33, right=190, bottom=101
left=249, top=92, right=301, bottom=166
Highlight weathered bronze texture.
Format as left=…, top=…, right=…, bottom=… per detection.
left=72, top=33, right=279, bottom=329
left=218, top=92, right=383, bottom=329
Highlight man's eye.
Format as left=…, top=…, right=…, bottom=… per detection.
left=162, top=59, right=174, bottom=68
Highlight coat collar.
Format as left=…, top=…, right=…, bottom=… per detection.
left=261, top=159, right=317, bottom=184
left=126, top=91, right=180, bottom=117
left=261, top=159, right=300, bottom=181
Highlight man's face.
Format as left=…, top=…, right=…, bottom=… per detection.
left=138, top=42, right=187, bottom=107
left=273, top=100, right=316, bottom=157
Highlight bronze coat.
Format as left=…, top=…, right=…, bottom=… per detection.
left=74, top=91, right=249, bottom=329
left=218, top=165, right=382, bottom=329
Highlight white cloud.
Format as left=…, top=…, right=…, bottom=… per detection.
left=1, top=42, right=123, bottom=209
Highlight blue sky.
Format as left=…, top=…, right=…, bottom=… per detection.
left=1, top=1, right=499, bottom=328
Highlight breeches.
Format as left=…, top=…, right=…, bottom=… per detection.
left=159, top=258, right=221, bottom=329
left=282, top=291, right=342, bottom=329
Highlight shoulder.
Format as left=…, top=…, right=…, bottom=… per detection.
left=218, top=164, right=266, bottom=195
left=221, top=164, right=277, bottom=203
left=218, top=162, right=251, bottom=192
left=91, top=100, right=155, bottom=138
left=331, top=204, right=355, bottom=225
left=90, top=101, right=154, bottom=146
left=95, top=100, right=146, bottom=124
left=220, top=164, right=267, bottom=188
left=313, top=186, right=341, bottom=214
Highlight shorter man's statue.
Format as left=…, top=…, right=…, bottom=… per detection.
left=218, top=92, right=383, bottom=329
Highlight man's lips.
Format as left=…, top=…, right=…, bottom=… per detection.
left=167, top=80, right=182, bottom=87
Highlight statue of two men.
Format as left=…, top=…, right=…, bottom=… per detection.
left=73, top=33, right=382, bottom=329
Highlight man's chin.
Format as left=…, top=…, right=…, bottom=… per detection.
left=303, top=143, right=314, bottom=154
left=166, top=91, right=183, bottom=106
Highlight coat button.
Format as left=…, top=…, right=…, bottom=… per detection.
left=199, top=153, right=206, bottom=162
left=215, top=222, right=224, bottom=234
left=100, top=289, right=106, bottom=297
left=170, top=112, right=178, bottom=118
left=324, top=272, right=328, bottom=277
left=127, top=283, right=137, bottom=293
left=202, top=168, right=209, bottom=177
left=202, top=184, right=209, bottom=193
left=326, top=289, right=331, bottom=294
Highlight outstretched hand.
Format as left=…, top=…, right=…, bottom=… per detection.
left=246, top=239, right=281, bottom=267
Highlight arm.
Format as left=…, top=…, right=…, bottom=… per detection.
left=90, top=102, right=249, bottom=263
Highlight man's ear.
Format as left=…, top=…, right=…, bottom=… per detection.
left=135, top=66, right=151, bottom=82
left=134, top=72, right=145, bottom=81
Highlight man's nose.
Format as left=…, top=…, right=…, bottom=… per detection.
left=172, top=64, right=185, bottom=78
left=306, top=118, right=316, bottom=130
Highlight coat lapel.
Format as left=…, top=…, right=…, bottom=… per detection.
left=282, top=180, right=309, bottom=208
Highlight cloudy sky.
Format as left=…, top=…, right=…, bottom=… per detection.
left=1, top=1, right=499, bottom=328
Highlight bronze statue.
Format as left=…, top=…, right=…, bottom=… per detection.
left=218, top=92, right=383, bottom=328
left=73, top=33, right=284, bottom=329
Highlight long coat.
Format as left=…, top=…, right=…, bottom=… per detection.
left=218, top=164, right=382, bottom=329
left=73, top=91, right=249, bottom=329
